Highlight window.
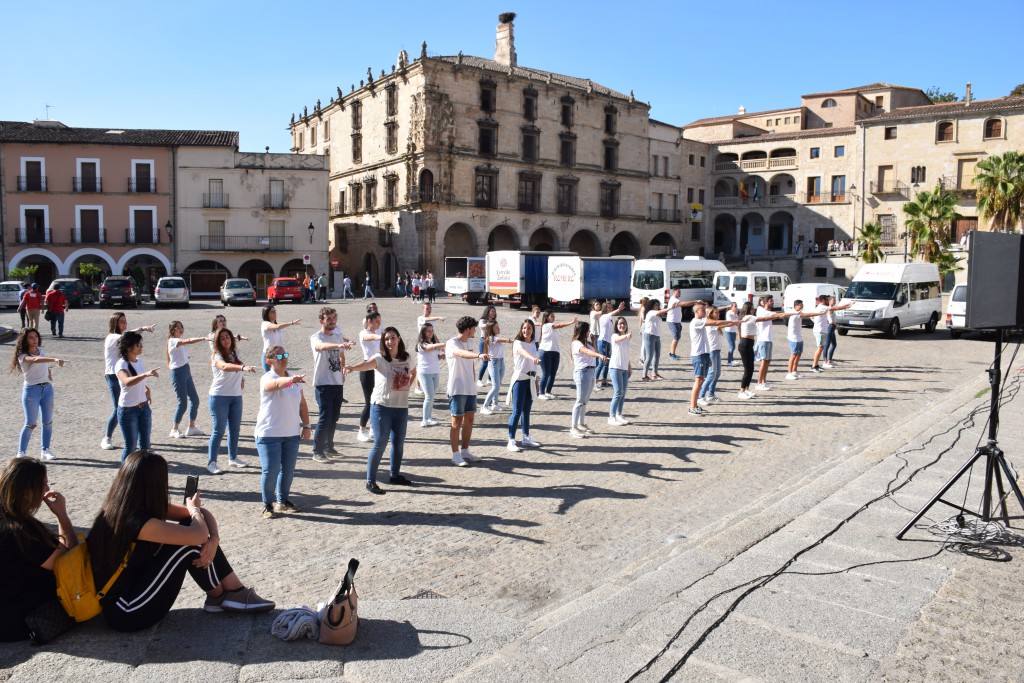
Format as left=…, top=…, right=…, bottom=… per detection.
left=480, top=80, right=497, bottom=113
left=651, top=155, right=658, bottom=175
left=698, top=188, right=705, bottom=204
left=754, top=276, right=768, bottom=292
left=874, top=95, right=884, bottom=110
left=984, top=118, right=1003, bottom=139
left=822, top=98, right=837, bottom=108
left=833, top=268, right=846, bottom=279
left=351, top=183, right=362, bottom=212
left=75, top=158, right=100, bottom=193
left=809, top=147, right=820, bottom=159
left=884, top=126, right=897, bottom=140
left=207, top=220, right=225, bottom=249
left=687, top=187, right=694, bottom=202
left=559, top=133, right=576, bottom=167
left=700, top=155, right=705, bottom=168
left=351, top=133, right=362, bottom=163
left=206, top=179, right=226, bottom=208
left=603, top=141, right=618, bottom=172
left=351, top=101, right=362, bottom=130
left=910, top=166, right=927, bottom=184
left=830, top=175, right=846, bottom=202
left=688, top=153, right=695, bottom=166
left=604, top=106, right=617, bottom=135
left=386, top=84, right=398, bottom=117
left=523, top=88, right=537, bottom=121
left=385, top=122, right=398, bottom=155
left=268, top=179, right=285, bottom=209
left=324, top=119, right=330, bottom=141
left=365, top=179, right=376, bottom=211
left=936, top=121, right=954, bottom=142
left=517, top=173, right=540, bottom=212
left=814, top=267, right=828, bottom=277
left=478, top=123, right=497, bottom=157
left=474, top=169, right=497, bottom=208
left=775, top=118, right=781, bottom=126
left=600, top=182, right=619, bottom=218
left=806, top=176, right=821, bottom=202
left=834, top=145, right=845, bottom=157
left=385, top=176, right=398, bottom=207
left=691, top=223, right=701, bottom=241
left=766, top=119, right=772, bottom=126
left=131, top=160, right=155, bottom=192
left=521, top=128, right=539, bottom=163
left=337, top=189, right=346, bottom=214
left=784, top=117, right=791, bottom=124
left=560, top=96, right=574, bottom=127
left=557, top=179, right=577, bottom=215
left=794, top=115, right=800, bottom=125
left=297, top=131, right=304, bottom=150
left=311, top=125, right=317, bottom=146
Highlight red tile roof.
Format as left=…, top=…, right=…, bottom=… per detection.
left=0, top=121, right=238, bottom=147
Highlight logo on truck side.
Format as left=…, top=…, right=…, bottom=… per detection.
left=551, top=262, right=579, bottom=283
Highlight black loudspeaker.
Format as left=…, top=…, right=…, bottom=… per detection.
left=966, top=231, right=1024, bottom=330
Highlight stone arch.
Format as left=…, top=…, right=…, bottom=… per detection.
left=115, top=248, right=171, bottom=276
left=63, top=247, right=117, bottom=277
left=280, top=258, right=308, bottom=279
left=238, top=259, right=275, bottom=299
left=650, top=232, right=677, bottom=253
left=609, top=232, right=641, bottom=257
left=768, top=173, right=796, bottom=197
left=528, top=226, right=559, bottom=251
left=122, top=253, right=168, bottom=295
left=184, top=259, right=231, bottom=296
left=488, top=224, right=520, bottom=251
left=443, top=222, right=478, bottom=257
left=740, top=150, right=767, bottom=160
left=768, top=211, right=795, bottom=254
left=8, top=249, right=61, bottom=289
left=714, top=214, right=738, bottom=256
left=770, top=147, right=796, bottom=159
left=715, top=152, right=738, bottom=168
left=714, top=177, right=738, bottom=197
left=418, top=169, right=434, bottom=200
left=740, top=212, right=766, bottom=255
left=568, top=229, right=601, bottom=256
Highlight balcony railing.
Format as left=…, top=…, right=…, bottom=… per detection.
left=714, top=194, right=795, bottom=208
left=124, top=228, right=162, bottom=244
left=128, top=178, right=157, bottom=193
left=713, top=156, right=798, bottom=173
left=72, top=228, right=106, bottom=244
left=767, top=193, right=796, bottom=206
left=202, top=193, right=230, bottom=208
left=200, top=235, right=293, bottom=251
left=767, top=156, right=798, bottom=170
left=331, top=202, right=345, bottom=215
left=939, top=175, right=977, bottom=194
left=649, top=208, right=683, bottom=222
left=73, top=177, right=103, bottom=193
left=15, top=231, right=51, bottom=244
left=17, top=176, right=47, bottom=192
left=262, top=194, right=289, bottom=209
left=870, top=180, right=908, bottom=196
left=409, top=187, right=450, bottom=203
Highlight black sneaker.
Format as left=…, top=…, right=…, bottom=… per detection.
left=388, top=474, right=413, bottom=486
left=326, top=446, right=341, bottom=455
left=365, top=482, right=385, bottom=495
left=274, top=500, right=300, bottom=513
left=261, top=505, right=276, bottom=519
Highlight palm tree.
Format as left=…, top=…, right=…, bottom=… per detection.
left=975, top=151, right=1024, bottom=231
left=859, top=222, right=884, bottom=263
left=902, top=185, right=959, bottom=262
left=935, top=247, right=963, bottom=283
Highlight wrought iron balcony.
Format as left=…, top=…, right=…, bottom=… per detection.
left=201, top=235, right=293, bottom=251
left=16, top=176, right=47, bottom=191
left=649, top=208, right=682, bottom=222
left=870, top=180, right=908, bottom=196
left=939, top=175, right=977, bottom=195
left=331, top=202, right=345, bottom=216
left=202, top=193, right=230, bottom=208
left=128, top=178, right=157, bottom=193
left=73, top=177, right=103, bottom=192
left=262, top=194, right=289, bottom=210
left=15, top=230, right=51, bottom=244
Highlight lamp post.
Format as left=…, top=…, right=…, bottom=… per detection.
left=849, top=183, right=860, bottom=260
left=165, top=220, right=175, bottom=275
left=307, top=221, right=315, bottom=245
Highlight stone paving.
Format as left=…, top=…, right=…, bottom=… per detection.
left=0, top=296, right=1019, bottom=681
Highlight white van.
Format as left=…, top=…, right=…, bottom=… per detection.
left=946, top=284, right=967, bottom=338
left=713, top=271, right=792, bottom=310
left=835, top=262, right=942, bottom=337
left=630, top=256, right=729, bottom=310
left=783, top=282, right=846, bottom=316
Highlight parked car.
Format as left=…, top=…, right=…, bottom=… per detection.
left=48, top=278, right=95, bottom=308
left=267, top=277, right=303, bottom=304
left=154, top=276, right=190, bottom=308
left=99, top=276, right=142, bottom=308
left=946, top=284, right=968, bottom=339
left=0, top=281, right=28, bottom=308
left=220, top=278, right=256, bottom=306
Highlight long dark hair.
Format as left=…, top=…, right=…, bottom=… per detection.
left=416, top=323, right=438, bottom=352
left=514, top=319, right=536, bottom=343
left=88, top=450, right=169, bottom=586
left=9, top=328, right=41, bottom=373
left=261, top=305, right=276, bottom=322
left=119, top=331, right=143, bottom=361
left=481, top=305, right=497, bottom=323
left=740, top=302, right=755, bottom=317
left=572, top=321, right=592, bottom=346
left=0, top=458, right=56, bottom=555
left=379, top=326, right=409, bottom=362
left=214, top=328, right=240, bottom=364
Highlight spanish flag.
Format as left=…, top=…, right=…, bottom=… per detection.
left=739, top=180, right=748, bottom=200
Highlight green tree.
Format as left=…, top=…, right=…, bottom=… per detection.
left=935, top=247, right=963, bottom=283
left=925, top=86, right=959, bottom=103
left=1011, top=83, right=1024, bottom=97
left=902, top=185, right=959, bottom=262
left=975, top=151, right=1024, bottom=231
left=78, top=262, right=103, bottom=287
left=8, top=265, right=38, bottom=282
left=859, top=222, right=885, bottom=263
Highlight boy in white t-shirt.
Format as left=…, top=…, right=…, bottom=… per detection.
left=446, top=316, right=489, bottom=467
left=784, top=300, right=826, bottom=380
left=754, top=296, right=787, bottom=390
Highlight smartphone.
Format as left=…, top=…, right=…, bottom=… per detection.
left=183, top=475, right=199, bottom=503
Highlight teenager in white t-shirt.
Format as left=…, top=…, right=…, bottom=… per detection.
left=607, top=316, right=633, bottom=424
left=537, top=311, right=578, bottom=399
left=506, top=319, right=541, bottom=452
left=811, top=295, right=852, bottom=371
left=356, top=312, right=382, bottom=442
left=447, top=316, right=489, bottom=466
left=640, top=298, right=686, bottom=381
left=724, top=303, right=740, bottom=366
left=688, top=304, right=740, bottom=414
left=785, top=300, right=826, bottom=380
left=14, top=328, right=65, bottom=460
left=207, top=328, right=258, bottom=474
left=476, top=305, right=498, bottom=386
left=695, top=305, right=740, bottom=409
left=666, top=289, right=685, bottom=360
left=114, top=331, right=160, bottom=463
left=260, top=305, right=301, bottom=371
left=480, top=321, right=513, bottom=414
left=415, top=321, right=446, bottom=427
left=101, top=313, right=155, bottom=451
left=595, top=300, right=626, bottom=388
left=568, top=321, right=609, bottom=438
left=753, top=296, right=788, bottom=390
left=166, top=321, right=208, bottom=439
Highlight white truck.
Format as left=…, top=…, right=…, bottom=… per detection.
left=630, top=256, right=729, bottom=312
left=486, top=250, right=574, bottom=308
left=444, top=256, right=486, bottom=304
left=835, top=262, right=942, bottom=337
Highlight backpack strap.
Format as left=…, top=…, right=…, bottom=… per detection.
left=97, top=543, right=136, bottom=598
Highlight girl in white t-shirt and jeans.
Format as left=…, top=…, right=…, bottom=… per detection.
left=115, top=331, right=160, bottom=463
left=507, top=319, right=541, bottom=452
left=102, top=313, right=155, bottom=451
left=569, top=322, right=609, bottom=438
left=208, top=328, right=258, bottom=474
left=415, top=322, right=445, bottom=427
left=480, top=321, right=512, bottom=414
left=12, top=328, right=65, bottom=460
left=166, top=321, right=208, bottom=439
left=608, top=317, right=633, bottom=425
left=537, top=311, right=577, bottom=399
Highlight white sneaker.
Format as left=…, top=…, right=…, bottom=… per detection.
left=822, top=363, right=834, bottom=369
left=737, top=391, right=752, bottom=400
left=476, top=379, right=486, bottom=388
left=16, top=451, right=26, bottom=458
left=425, top=418, right=440, bottom=426
left=607, top=417, right=619, bottom=426
left=521, top=434, right=541, bottom=448
left=479, top=405, right=494, bottom=415
left=615, top=415, right=630, bottom=425
left=229, top=459, right=249, bottom=468
left=537, top=394, right=551, bottom=401
left=184, top=426, right=207, bottom=437
left=100, top=436, right=115, bottom=450
left=755, top=383, right=771, bottom=391
left=545, top=393, right=557, bottom=400
left=507, top=439, right=522, bottom=452
left=207, top=462, right=223, bottom=475
left=708, top=395, right=722, bottom=403
left=169, top=429, right=183, bottom=439
left=41, top=449, right=56, bottom=461
left=414, top=388, right=424, bottom=396
left=357, top=430, right=371, bottom=443
left=578, top=423, right=594, bottom=433
left=452, top=452, right=468, bottom=467
left=569, top=428, right=587, bottom=439
left=462, top=450, right=481, bottom=462
left=785, top=372, right=797, bottom=380
left=697, top=397, right=710, bottom=407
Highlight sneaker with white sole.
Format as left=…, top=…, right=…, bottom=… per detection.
left=811, top=366, right=824, bottom=373
left=785, top=372, right=798, bottom=380
left=100, top=436, right=115, bottom=450
left=462, top=450, right=481, bottom=462
left=521, top=434, right=541, bottom=448
left=218, top=586, right=275, bottom=613
left=688, top=407, right=704, bottom=416
left=184, top=426, right=207, bottom=437
left=737, top=391, right=752, bottom=400
left=356, top=430, right=371, bottom=443
left=229, top=459, right=249, bottom=469
left=822, top=363, right=834, bottom=369
left=41, top=449, right=56, bottom=461
left=452, top=452, right=468, bottom=467
left=507, top=439, right=522, bottom=452
left=708, top=395, right=722, bottom=403
left=207, top=462, right=223, bottom=475
left=607, top=417, right=619, bottom=426
left=697, top=397, right=710, bottom=407
left=537, top=394, right=551, bottom=401
left=16, top=451, right=26, bottom=458
left=569, top=428, right=587, bottom=439
left=755, top=383, right=771, bottom=391
left=578, top=423, right=594, bottom=433
left=476, top=379, right=486, bottom=388
left=479, top=405, right=494, bottom=415
left=615, top=415, right=630, bottom=425
left=169, top=429, right=183, bottom=439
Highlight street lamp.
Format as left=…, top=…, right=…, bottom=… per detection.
left=307, top=221, right=315, bottom=244
left=164, top=220, right=174, bottom=242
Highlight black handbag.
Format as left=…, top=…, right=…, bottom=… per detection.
left=24, top=596, right=75, bottom=645
left=44, top=310, right=55, bottom=322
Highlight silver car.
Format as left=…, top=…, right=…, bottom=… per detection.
left=154, top=277, right=190, bottom=308
left=220, top=278, right=256, bottom=306
left=0, top=281, right=27, bottom=308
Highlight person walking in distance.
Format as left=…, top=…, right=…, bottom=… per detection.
left=415, top=323, right=445, bottom=427
left=480, top=321, right=512, bottom=415
left=345, top=327, right=416, bottom=493
left=102, top=314, right=155, bottom=451
left=260, top=305, right=301, bottom=372
left=255, top=345, right=311, bottom=518
left=310, top=307, right=352, bottom=462
left=356, top=312, right=382, bottom=443
left=20, top=284, right=43, bottom=330
left=447, top=316, right=488, bottom=466
left=115, top=331, right=158, bottom=463
left=43, top=285, right=67, bottom=337
left=537, top=311, right=578, bottom=399
left=426, top=271, right=436, bottom=303
left=476, top=305, right=498, bottom=387
left=207, top=328, right=258, bottom=474
left=689, top=303, right=739, bottom=415
left=595, top=300, right=626, bottom=389
left=362, top=273, right=375, bottom=299
left=607, top=317, right=633, bottom=425
left=724, top=302, right=739, bottom=366
left=754, top=297, right=787, bottom=391
left=342, top=275, right=354, bottom=300
left=697, top=305, right=737, bottom=405
left=166, top=322, right=207, bottom=439
left=666, top=288, right=685, bottom=360
left=568, top=321, right=609, bottom=438
left=317, top=272, right=328, bottom=302
left=506, top=319, right=541, bottom=452
left=11, top=328, right=65, bottom=460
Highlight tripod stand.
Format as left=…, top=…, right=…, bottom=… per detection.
left=897, top=329, right=1024, bottom=539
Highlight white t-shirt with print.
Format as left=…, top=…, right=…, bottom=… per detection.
left=445, top=336, right=476, bottom=397
left=370, top=354, right=414, bottom=408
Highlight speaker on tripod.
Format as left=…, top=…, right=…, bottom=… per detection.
left=897, top=231, right=1024, bottom=539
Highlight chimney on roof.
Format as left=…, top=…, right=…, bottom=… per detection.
left=965, top=82, right=973, bottom=106
left=738, top=105, right=746, bottom=115
left=495, top=12, right=517, bottom=67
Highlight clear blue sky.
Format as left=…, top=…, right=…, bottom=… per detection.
left=3, top=0, right=1022, bottom=152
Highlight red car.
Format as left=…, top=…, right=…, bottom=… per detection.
left=267, top=277, right=303, bottom=304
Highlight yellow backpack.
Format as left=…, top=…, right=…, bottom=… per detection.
left=54, top=537, right=133, bottom=622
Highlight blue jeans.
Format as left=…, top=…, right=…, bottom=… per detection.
left=105, top=374, right=121, bottom=439
left=724, top=331, right=737, bottom=363
left=117, top=404, right=152, bottom=462
left=208, top=395, right=243, bottom=465
left=49, top=312, right=65, bottom=336
left=642, top=334, right=660, bottom=376
left=572, top=367, right=596, bottom=427
left=699, top=350, right=722, bottom=398
left=825, top=328, right=838, bottom=362
left=539, top=351, right=560, bottom=395
left=256, top=435, right=300, bottom=506
left=367, top=405, right=408, bottom=483
left=314, top=385, right=343, bottom=454
left=610, top=369, right=629, bottom=417
left=419, top=372, right=439, bottom=422
left=477, top=337, right=489, bottom=380
left=485, top=357, right=505, bottom=407
left=20, top=382, right=54, bottom=452
left=596, top=340, right=612, bottom=382
left=170, top=365, right=200, bottom=426
left=508, top=379, right=533, bottom=439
